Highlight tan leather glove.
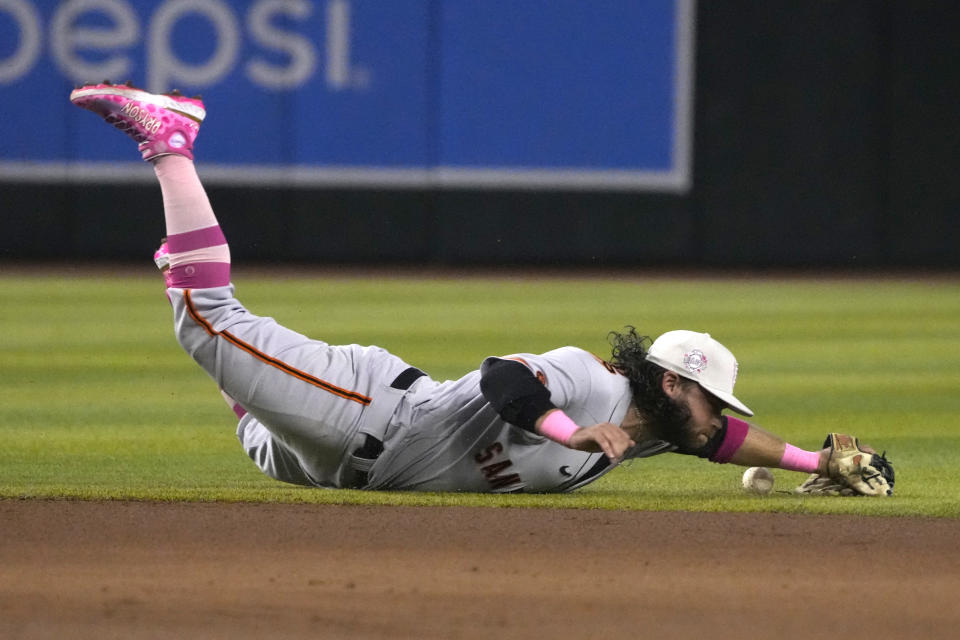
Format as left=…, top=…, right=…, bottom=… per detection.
left=823, top=433, right=895, bottom=496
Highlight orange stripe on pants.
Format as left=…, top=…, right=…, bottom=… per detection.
left=183, top=289, right=372, bottom=405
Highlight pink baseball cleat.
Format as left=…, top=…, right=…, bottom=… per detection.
left=70, top=81, right=206, bottom=161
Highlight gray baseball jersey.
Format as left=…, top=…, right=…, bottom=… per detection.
left=172, top=285, right=675, bottom=493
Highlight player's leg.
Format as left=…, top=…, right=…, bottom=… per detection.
left=145, top=146, right=387, bottom=485
left=172, top=283, right=396, bottom=486
left=70, top=82, right=227, bottom=289
left=69, top=83, right=408, bottom=486
left=152, top=154, right=230, bottom=291
left=234, top=411, right=316, bottom=487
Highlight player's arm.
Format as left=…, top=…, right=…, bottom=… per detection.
left=682, top=415, right=828, bottom=475
left=479, top=358, right=634, bottom=460
left=725, top=421, right=828, bottom=473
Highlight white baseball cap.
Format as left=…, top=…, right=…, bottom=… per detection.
left=644, top=330, right=754, bottom=416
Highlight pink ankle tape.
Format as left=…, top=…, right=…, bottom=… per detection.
left=167, top=225, right=226, bottom=253
left=165, top=226, right=231, bottom=288
left=710, top=416, right=751, bottom=463
left=168, top=262, right=231, bottom=289
left=538, top=410, right=580, bottom=445
left=780, top=444, right=820, bottom=473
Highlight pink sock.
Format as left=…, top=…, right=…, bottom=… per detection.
left=220, top=390, right=247, bottom=419
left=154, top=156, right=230, bottom=288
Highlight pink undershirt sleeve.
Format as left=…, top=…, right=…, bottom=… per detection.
left=709, top=416, right=751, bottom=463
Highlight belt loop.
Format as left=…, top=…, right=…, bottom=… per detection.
left=391, top=366, right=426, bottom=390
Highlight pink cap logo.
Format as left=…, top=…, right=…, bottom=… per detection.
left=682, top=349, right=708, bottom=374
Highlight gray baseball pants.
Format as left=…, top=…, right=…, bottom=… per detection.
left=169, top=285, right=415, bottom=488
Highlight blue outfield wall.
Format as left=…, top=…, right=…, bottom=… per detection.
left=0, top=0, right=958, bottom=268
left=0, top=0, right=692, bottom=191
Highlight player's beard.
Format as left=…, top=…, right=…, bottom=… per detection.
left=647, top=396, right=696, bottom=449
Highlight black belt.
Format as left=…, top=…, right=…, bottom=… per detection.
left=390, top=366, right=426, bottom=391
left=347, top=366, right=426, bottom=487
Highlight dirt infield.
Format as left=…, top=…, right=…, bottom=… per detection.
left=2, top=500, right=957, bottom=640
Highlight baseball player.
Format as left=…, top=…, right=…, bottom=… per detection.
left=69, top=83, right=894, bottom=496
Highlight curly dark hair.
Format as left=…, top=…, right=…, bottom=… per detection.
left=608, top=327, right=692, bottom=443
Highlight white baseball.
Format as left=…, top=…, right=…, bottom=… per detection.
left=741, top=467, right=774, bottom=495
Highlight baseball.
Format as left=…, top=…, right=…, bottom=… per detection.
left=741, top=467, right=774, bottom=495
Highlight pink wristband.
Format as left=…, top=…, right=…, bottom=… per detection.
left=538, top=410, right=580, bottom=445
left=779, top=444, right=821, bottom=473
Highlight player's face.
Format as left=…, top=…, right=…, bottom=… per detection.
left=674, top=383, right=725, bottom=450
left=660, top=373, right=724, bottom=450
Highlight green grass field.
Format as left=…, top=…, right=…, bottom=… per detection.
left=2, top=270, right=958, bottom=517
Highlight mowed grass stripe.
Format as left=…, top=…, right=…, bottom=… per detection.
left=1, top=272, right=958, bottom=516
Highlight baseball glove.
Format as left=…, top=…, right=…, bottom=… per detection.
left=795, top=433, right=894, bottom=496
left=794, top=473, right=858, bottom=496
